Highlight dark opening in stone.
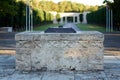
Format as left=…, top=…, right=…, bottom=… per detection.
left=45, top=27, right=76, bottom=33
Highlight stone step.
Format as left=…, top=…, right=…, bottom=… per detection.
left=0, top=39, right=15, bottom=44
left=0, top=32, right=16, bottom=39
left=0, top=40, right=15, bottom=48
left=0, top=55, right=15, bottom=69
left=104, top=56, right=120, bottom=64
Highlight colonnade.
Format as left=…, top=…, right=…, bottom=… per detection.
left=50, top=12, right=89, bottom=24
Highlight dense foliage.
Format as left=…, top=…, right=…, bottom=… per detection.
left=87, top=7, right=106, bottom=26
left=112, top=0, right=120, bottom=30
left=0, top=1, right=24, bottom=31
left=87, top=0, right=120, bottom=31
left=56, top=13, right=60, bottom=23
left=35, top=1, right=98, bottom=12
left=0, top=0, right=54, bottom=31
left=2, top=0, right=120, bottom=31
left=0, top=0, right=99, bottom=31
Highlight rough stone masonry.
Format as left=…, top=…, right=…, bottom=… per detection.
left=15, top=31, right=104, bottom=71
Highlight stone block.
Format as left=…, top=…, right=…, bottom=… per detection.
left=15, top=31, right=104, bottom=71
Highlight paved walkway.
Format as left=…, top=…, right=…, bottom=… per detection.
left=0, top=54, right=120, bottom=80
left=63, top=23, right=80, bottom=31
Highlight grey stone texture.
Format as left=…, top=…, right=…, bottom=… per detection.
left=1, top=54, right=120, bottom=80
left=15, top=31, right=104, bottom=71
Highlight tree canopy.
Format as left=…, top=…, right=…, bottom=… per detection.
left=0, top=0, right=17, bottom=16
left=3, top=0, right=118, bottom=31
left=31, top=0, right=99, bottom=12
left=87, top=0, right=120, bottom=31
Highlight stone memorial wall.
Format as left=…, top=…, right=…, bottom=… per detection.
left=15, top=31, right=104, bottom=71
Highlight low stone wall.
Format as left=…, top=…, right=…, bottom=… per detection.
left=0, top=27, right=12, bottom=32
left=15, top=31, right=104, bottom=71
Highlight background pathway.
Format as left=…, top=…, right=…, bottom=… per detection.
left=63, top=23, right=80, bottom=31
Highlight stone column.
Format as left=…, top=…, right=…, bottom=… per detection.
left=60, top=17, right=63, bottom=24
left=65, top=16, right=67, bottom=23
left=53, top=15, right=57, bottom=24
left=73, top=16, right=75, bottom=23
left=82, top=12, right=87, bottom=24
left=77, top=15, right=80, bottom=23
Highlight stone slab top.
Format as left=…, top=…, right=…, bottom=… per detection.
left=15, top=31, right=104, bottom=41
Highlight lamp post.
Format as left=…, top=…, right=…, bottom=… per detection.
left=26, top=0, right=33, bottom=31
left=105, top=0, right=113, bottom=32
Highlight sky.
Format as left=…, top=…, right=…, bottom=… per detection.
left=52, top=0, right=105, bottom=6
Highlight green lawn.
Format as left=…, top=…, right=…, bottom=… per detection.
left=76, top=24, right=106, bottom=32
left=33, top=23, right=106, bottom=32
left=34, top=23, right=60, bottom=31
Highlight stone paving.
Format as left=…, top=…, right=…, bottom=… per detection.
left=0, top=53, right=120, bottom=80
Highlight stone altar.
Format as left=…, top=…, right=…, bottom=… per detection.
left=15, top=31, right=104, bottom=71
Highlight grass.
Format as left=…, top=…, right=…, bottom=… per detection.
left=34, top=23, right=61, bottom=31
left=76, top=24, right=106, bottom=32
left=33, top=23, right=106, bottom=32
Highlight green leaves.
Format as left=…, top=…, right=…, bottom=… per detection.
left=87, top=7, right=106, bottom=26
left=56, top=13, right=60, bottom=22
left=0, top=0, right=17, bottom=16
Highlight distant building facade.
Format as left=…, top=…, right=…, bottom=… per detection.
left=49, top=11, right=89, bottom=24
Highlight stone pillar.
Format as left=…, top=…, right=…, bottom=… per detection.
left=73, top=16, right=75, bottom=23
left=53, top=15, right=57, bottom=24
left=65, top=16, right=67, bottom=23
left=82, top=12, right=87, bottom=24
left=60, top=17, right=63, bottom=24
left=77, top=15, right=80, bottom=23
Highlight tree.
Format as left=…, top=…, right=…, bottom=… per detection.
left=71, top=2, right=78, bottom=12
left=65, top=1, right=72, bottom=12
left=49, top=13, right=53, bottom=21
left=77, top=4, right=85, bottom=12
left=32, top=0, right=39, bottom=8
left=88, top=5, right=98, bottom=11
left=112, top=0, right=120, bottom=30
left=79, top=14, right=83, bottom=22
left=103, top=0, right=120, bottom=31
left=58, top=1, right=66, bottom=12
left=0, top=0, right=17, bottom=16
left=38, top=9, right=44, bottom=22
left=0, top=0, right=18, bottom=27
left=87, top=7, right=106, bottom=25
left=56, top=13, right=61, bottom=23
